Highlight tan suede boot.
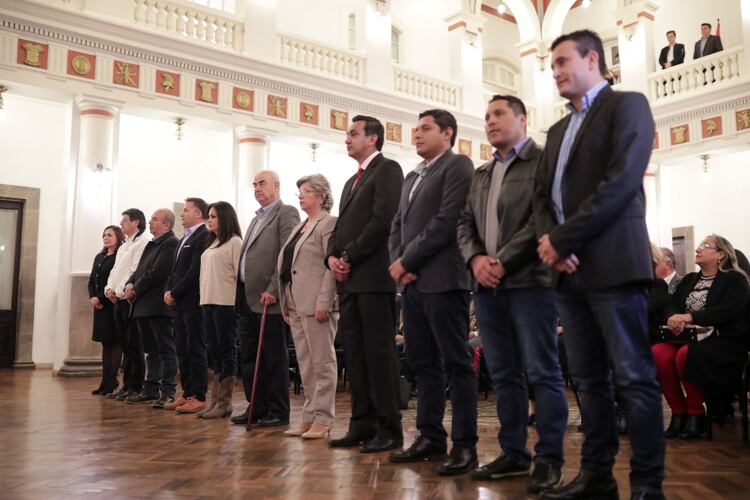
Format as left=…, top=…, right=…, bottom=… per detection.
left=202, top=376, right=235, bottom=419
left=197, top=375, right=220, bottom=418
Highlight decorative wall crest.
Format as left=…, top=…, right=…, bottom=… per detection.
left=67, top=50, right=95, bottom=79
left=233, top=87, right=254, bottom=112
left=196, top=79, right=218, bottom=104
left=17, top=39, right=47, bottom=69
left=156, top=70, right=180, bottom=96
left=267, top=95, right=288, bottom=118
left=113, top=61, right=139, bottom=88
left=300, top=102, right=319, bottom=125
left=330, top=109, right=348, bottom=130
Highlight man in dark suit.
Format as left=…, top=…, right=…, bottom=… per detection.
left=230, top=170, right=299, bottom=427
left=163, top=198, right=209, bottom=413
left=693, top=22, right=723, bottom=59
left=658, top=30, right=685, bottom=69
left=387, top=109, right=476, bottom=474
left=457, top=95, right=568, bottom=493
left=656, top=247, right=681, bottom=294
left=124, top=209, right=180, bottom=407
left=326, top=115, right=404, bottom=452
left=533, top=30, right=665, bottom=500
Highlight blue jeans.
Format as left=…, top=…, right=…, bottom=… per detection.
left=203, top=305, right=237, bottom=380
left=473, top=287, right=567, bottom=467
left=556, top=284, right=664, bottom=494
left=403, top=287, right=477, bottom=449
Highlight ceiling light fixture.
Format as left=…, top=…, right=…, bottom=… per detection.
left=497, top=2, right=507, bottom=15
left=582, top=0, right=592, bottom=8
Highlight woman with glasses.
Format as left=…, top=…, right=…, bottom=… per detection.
left=278, top=174, right=338, bottom=439
left=653, top=234, right=750, bottom=439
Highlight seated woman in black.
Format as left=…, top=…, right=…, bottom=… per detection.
left=654, top=234, right=750, bottom=439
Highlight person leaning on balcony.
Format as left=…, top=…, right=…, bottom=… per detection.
left=658, top=30, right=685, bottom=69
left=278, top=174, right=338, bottom=440
left=693, top=22, right=723, bottom=59
left=654, top=234, right=750, bottom=440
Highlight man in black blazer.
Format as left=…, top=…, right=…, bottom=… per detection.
left=693, top=22, right=723, bottom=59
left=387, top=109, right=476, bottom=474
left=326, top=115, right=404, bottom=452
left=658, top=30, right=685, bottom=69
left=457, top=96, right=568, bottom=493
left=124, top=209, right=180, bottom=406
left=656, top=247, right=681, bottom=294
left=534, top=30, right=664, bottom=500
left=164, top=198, right=209, bottom=413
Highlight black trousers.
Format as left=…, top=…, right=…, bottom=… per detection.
left=174, top=306, right=208, bottom=400
left=117, top=301, right=143, bottom=392
left=339, top=291, right=402, bottom=440
left=236, top=292, right=289, bottom=420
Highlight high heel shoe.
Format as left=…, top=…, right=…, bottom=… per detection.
left=284, top=421, right=314, bottom=437
left=301, top=423, right=332, bottom=439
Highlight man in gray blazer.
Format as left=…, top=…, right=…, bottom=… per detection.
left=657, top=247, right=682, bottom=294
left=230, top=170, right=300, bottom=427
left=387, top=109, right=477, bottom=475
left=693, top=22, right=723, bottom=59
left=457, top=96, right=567, bottom=493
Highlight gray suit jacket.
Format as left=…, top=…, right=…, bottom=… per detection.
left=389, top=149, right=473, bottom=293
left=238, top=201, right=300, bottom=314
left=277, top=211, right=337, bottom=316
left=693, top=35, right=723, bottom=59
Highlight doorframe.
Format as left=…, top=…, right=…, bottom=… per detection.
left=0, top=185, right=40, bottom=368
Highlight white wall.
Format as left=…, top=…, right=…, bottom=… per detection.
left=390, top=0, right=453, bottom=80
left=562, top=0, right=618, bottom=36
left=482, top=12, right=523, bottom=69
left=117, top=115, right=235, bottom=221
left=659, top=149, right=750, bottom=270
left=276, top=0, right=360, bottom=49
left=0, top=95, right=70, bottom=366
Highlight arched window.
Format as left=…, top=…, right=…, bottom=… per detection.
left=482, top=57, right=519, bottom=94
left=391, top=26, right=401, bottom=63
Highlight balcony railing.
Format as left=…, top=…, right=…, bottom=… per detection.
left=132, top=0, right=244, bottom=51
left=278, top=34, right=364, bottom=84
left=393, top=67, right=459, bottom=108
left=648, top=45, right=743, bottom=102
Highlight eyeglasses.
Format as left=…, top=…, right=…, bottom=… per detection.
left=696, top=242, right=718, bottom=251
left=295, top=190, right=315, bottom=198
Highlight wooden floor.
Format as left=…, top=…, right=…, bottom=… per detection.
left=1, top=370, right=749, bottom=499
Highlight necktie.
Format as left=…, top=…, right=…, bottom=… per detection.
left=351, top=167, right=364, bottom=190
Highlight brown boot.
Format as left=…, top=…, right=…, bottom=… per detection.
left=197, top=375, right=220, bottom=418
left=203, top=376, right=235, bottom=419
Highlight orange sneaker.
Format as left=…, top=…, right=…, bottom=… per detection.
left=175, top=397, right=207, bottom=414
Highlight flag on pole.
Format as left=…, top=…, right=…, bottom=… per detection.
left=716, top=18, right=720, bottom=37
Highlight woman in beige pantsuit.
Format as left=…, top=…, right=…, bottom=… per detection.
left=278, top=174, right=338, bottom=439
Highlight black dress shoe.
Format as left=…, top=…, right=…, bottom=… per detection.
left=230, top=410, right=263, bottom=425
left=664, top=413, right=686, bottom=439
left=389, top=435, right=447, bottom=463
left=437, top=447, right=478, bottom=476
left=360, top=436, right=403, bottom=453
left=678, top=414, right=705, bottom=439
left=630, top=491, right=665, bottom=500
left=152, top=396, right=175, bottom=409
left=471, top=454, right=530, bottom=480
left=257, top=416, right=289, bottom=427
left=329, top=432, right=374, bottom=448
left=527, top=462, right=563, bottom=493
left=91, top=387, right=103, bottom=395
left=126, top=391, right=160, bottom=403
left=540, top=470, right=618, bottom=500
left=115, top=389, right=136, bottom=401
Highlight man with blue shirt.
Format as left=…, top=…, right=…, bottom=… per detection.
left=457, top=95, right=568, bottom=494
left=533, top=30, right=664, bottom=500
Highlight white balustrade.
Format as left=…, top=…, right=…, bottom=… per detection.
left=393, top=67, right=459, bottom=108
left=133, top=0, right=243, bottom=52
left=278, top=34, right=364, bottom=83
left=648, top=45, right=743, bottom=102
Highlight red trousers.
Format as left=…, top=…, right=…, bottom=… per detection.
left=651, top=343, right=705, bottom=415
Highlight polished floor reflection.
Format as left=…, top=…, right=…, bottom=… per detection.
left=1, top=370, right=749, bottom=499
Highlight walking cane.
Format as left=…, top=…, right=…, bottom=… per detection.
left=247, top=302, right=268, bottom=432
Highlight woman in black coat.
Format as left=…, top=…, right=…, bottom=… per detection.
left=88, top=225, right=124, bottom=395
left=654, top=234, right=750, bottom=438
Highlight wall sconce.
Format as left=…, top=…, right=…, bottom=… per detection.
left=175, top=117, right=185, bottom=140
left=0, top=85, right=7, bottom=109
left=310, top=143, right=319, bottom=163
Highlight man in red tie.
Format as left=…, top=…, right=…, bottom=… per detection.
left=326, top=115, right=405, bottom=452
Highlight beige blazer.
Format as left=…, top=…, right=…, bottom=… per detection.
left=277, top=211, right=337, bottom=316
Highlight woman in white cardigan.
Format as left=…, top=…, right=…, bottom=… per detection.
left=278, top=174, right=338, bottom=439
left=199, top=201, right=243, bottom=419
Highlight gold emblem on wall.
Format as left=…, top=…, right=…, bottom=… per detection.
left=299, top=102, right=319, bottom=125
left=67, top=51, right=95, bottom=79
left=458, top=139, right=472, bottom=156
left=156, top=70, right=180, bottom=96
left=17, top=39, right=48, bottom=69
left=480, top=144, right=492, bottom=161
left=267, top=95, right=288, bottom=119
left=736, top=109, right=750, bottom=131
left=411, top=128, right=417, bottom=146
left=670, top=125, right=689, bottom=145
left=233, top=87, right=254, bottom=111
left=196, top=80, right=218, bottom=104
left=652, top=132, right=659, bottom=150
left=331, top=110, right=348, bottom=130
left=113, top=61, right=139, bottom=88
left=701, top=116, right=722, bottom=138
left=386, top=122, right=402, bottom=143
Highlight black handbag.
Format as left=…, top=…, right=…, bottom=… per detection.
left=657, top=325, right=703, bottom=344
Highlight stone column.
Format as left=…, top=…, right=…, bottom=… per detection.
left=644, top=164, right=660, bottom=244
left=517, top=41, right=556, bottom=133
left=59, top=97, right=119, bottom=377
left=615, top=0, right=659, bottom=95
left=235, top=127, right=271, bottom=229
left=444, top=12, right=486, bottom=116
